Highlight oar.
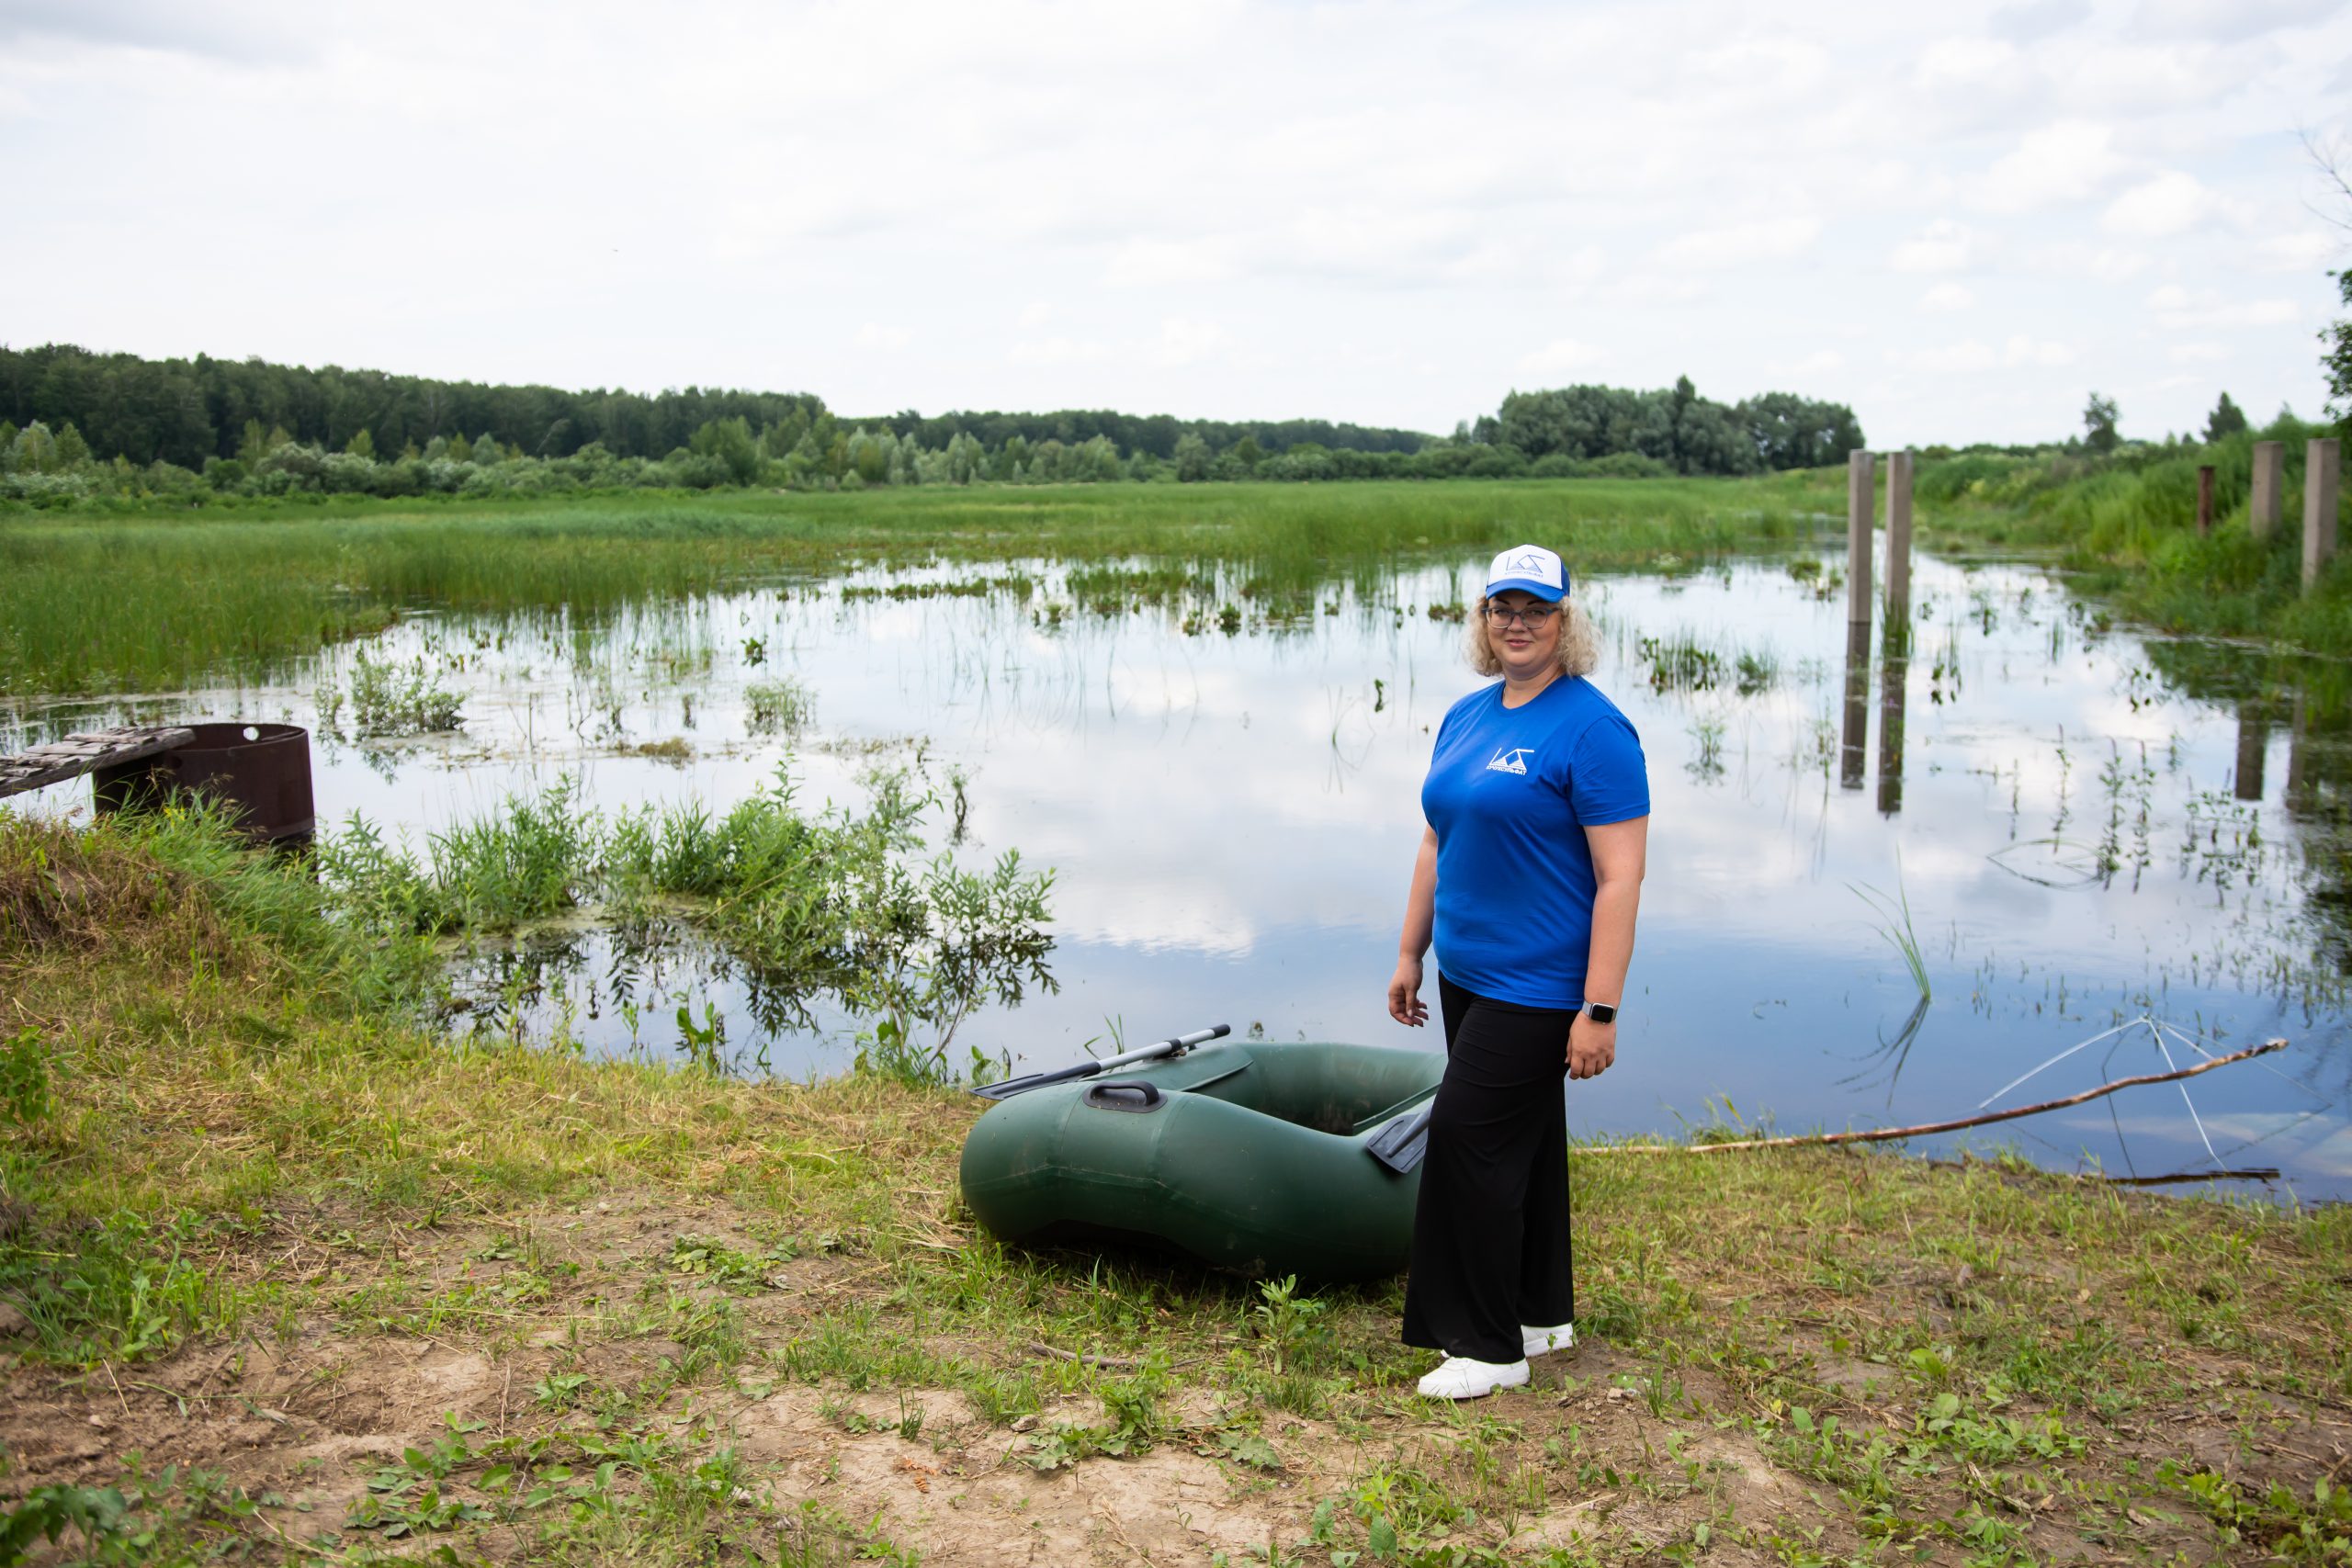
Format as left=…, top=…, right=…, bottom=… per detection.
left=1365, top=1102, right=1434, bottom=1173
left=968, top=1024, right=1231, bottom=1100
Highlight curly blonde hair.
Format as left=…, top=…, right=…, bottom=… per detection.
left=1464, top=595, right=1600, bottom=679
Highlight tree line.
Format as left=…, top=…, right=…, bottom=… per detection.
left=1477, top=377, right=1864, bottom=475
left=0, top=344, right=1428, bottom=472
left=0, top=341, right=1866, bottom=507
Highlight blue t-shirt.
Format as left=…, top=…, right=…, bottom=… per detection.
left=1420, top=677, right=1649, bottom=1009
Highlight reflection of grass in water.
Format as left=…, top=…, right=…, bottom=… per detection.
left=0, top=474, right=1846, bottom=697
left=1639, top=634, right=1724, bottom=693
left=1685, top=716, right=1726, bottom=782
left=1734, top=650, right=1779, bottom=695
left=745, top=675, right=813, bottom=733
left=1634, top=629, right=1782, bottom=697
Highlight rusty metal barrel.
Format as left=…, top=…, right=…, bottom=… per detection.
left=93, top=722, right=315, bottom=842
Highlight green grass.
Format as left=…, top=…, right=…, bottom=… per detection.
left=319, top=766, right=1054, bottom=1070
left=3, top=807, right=2347, bottom=1563
left=1913, top=418, right=2352, bottom=658
left=0, top=475, right=1848, bottom=698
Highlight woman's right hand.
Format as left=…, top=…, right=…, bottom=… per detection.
left=1387, top=955, right=1428, bottom=1027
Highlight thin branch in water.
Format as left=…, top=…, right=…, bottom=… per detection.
left=2144, top=1018, right=2222, bottom=1168
left=1587, top=1038, right=2288, bottom=1155
left=1975, top=1016, right=2141, bottom=1110
left=2097, top=1168, right=2279, bottom=1188
left=2150, top=1015, right=2334, bottom=1107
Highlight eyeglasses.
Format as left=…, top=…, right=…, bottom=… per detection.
left=1484, top=603, right=1561, bottom=627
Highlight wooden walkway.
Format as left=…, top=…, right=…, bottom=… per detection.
left=0, top=726, right=195, bottom=799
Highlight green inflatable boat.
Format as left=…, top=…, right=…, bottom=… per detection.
left=958, top=1032, right=1443, bottom=1283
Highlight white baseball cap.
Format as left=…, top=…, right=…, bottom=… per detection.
left=1486, top=545, right=1567, bottom=602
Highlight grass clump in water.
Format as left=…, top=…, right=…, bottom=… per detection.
left=743, top=674, right=813, bottom=733
left=317, top=767, right=1056, bottom=1070
left=319, top=649, right=465, bottom=739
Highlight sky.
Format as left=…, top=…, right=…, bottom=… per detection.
left=3, top=0, right=2349, bottom=449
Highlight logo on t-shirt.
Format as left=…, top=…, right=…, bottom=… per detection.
left=1486, top=747, right=1532, bottom=775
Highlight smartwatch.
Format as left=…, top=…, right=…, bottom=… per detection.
left=1583, top=1001, right=1618, bottom=1024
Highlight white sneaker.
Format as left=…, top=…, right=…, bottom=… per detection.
left=1415, top=1355, right=1530, bottom=1400
left=1521, top=1322, right=1576, bottom=1358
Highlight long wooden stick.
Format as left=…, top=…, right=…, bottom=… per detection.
left=1585, top=1038, right=2288, bottom=1155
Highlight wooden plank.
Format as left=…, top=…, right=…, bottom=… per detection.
left=0, top=726, right=196, bottom=799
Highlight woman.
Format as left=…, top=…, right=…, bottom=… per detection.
left=1386, top=544, right=1649, bottom=1401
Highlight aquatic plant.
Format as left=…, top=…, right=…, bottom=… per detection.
left=744, top=675, right=813, bottom=733
left=313, top=768, right=1055, bottom=1075
left=0, top=476, right=1848, bottom=697
left=332, top=649, right=464, bottom=739
left=1850, top=854, right=1931, bottom=1005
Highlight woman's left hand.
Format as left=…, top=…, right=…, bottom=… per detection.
left=1567, top=1012, right=1615, bottom=1080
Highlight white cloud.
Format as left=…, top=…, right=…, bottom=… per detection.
left=2100, top=170, right=2220, bottom=237
left=2131, top=0, right=2341, bottom=40
left=1009, top=336, right=1109, bottom=367
left=1104, top=236, right=1242, bottom=288
left=1905, top=335, right=2077, bottom=373
left=1917, top=36, right=2021, bottom=92
left=1774, top=348, right=1845, bottom=376
left=1890, top=220, right=1976, bottom=273
left=1971, top=120, right=2127, bottom=213
left=0, top=0, right=2343, bottom=449
left=1153, top=317, right=1230, bottom=367
left=2146, top=287, right=2300, bottom=329
left=2166, top=342, right=2228, bottom=363
left=2253, top=232, right=2338, bottom=273
left=1992, top=0, right=2091, bottom=39
left=1517, top=339, right=1609, bottom=377
left=2031, top=241, right=2153, bottom=283
left=1657, top=216, right=1820, bottom=271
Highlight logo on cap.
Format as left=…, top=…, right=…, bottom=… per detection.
left=1486, top=544, right=1566, bottom=597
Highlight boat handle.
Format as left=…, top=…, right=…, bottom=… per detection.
left=1082, top=1080, right=1165, bottom=1113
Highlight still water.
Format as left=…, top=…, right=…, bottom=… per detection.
left=11, top=547, right=2350, bottom=1198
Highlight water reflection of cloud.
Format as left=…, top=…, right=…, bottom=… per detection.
left=20, top=550, right=2350, bottom=1193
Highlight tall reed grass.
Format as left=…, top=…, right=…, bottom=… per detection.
left=0, top=476, right=1847, bottom=697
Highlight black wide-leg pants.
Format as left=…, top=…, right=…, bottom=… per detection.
left=1400, top=975, right=1577, bottom=1364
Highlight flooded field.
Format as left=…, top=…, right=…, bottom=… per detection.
left=9, top=542, right=2349, bottom=1198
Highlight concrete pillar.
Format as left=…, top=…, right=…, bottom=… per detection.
left=2287, top=693, right=2311, bottom=815
left=2250, top=441, right=2284, bottom=541
left=1877, top=644, right=1907, bottom=816
left=2196, top=465, right=2215, bottom=537
left=1846, top=450, right=1875, bottom=631
left=2233, top=700, right=2267, bottom=803
left=2304, top=438, right=2341, bottom=594
left=1840, top=620, right=1869, bottom=792
left=1884, top=450, right=1914, bottom=649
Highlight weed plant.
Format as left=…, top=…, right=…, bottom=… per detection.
left=743, top=674, right=813, bottom=732
left=0, top=475, right=1846, bottom=698
left=318, top=649, right=465, bottom=738
left=315, top=766, right=1056, bottom=1069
